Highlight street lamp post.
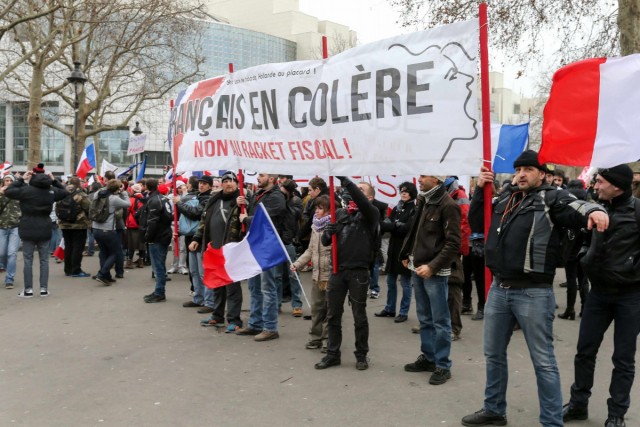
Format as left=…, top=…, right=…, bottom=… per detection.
left=66, top=61, right=87, bottom=175
left=131, top=121, right=143, bottom=178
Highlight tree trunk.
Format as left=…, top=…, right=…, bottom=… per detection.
left=27, top=65, right=44, bottom=169
left=618, top=0, right=640, bottom=55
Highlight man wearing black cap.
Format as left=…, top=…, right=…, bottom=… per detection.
left=563, top=164, right=640, bottom=427
left=462, top=150, right=608, bottom=427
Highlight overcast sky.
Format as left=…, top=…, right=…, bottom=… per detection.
left=298, top=0, right=536, bottom=96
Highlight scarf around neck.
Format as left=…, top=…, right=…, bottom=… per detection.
left=312, top=214, right=331, bottom=232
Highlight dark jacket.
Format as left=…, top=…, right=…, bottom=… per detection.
left=5, top=174, right=67, bottom=242
left=381, top=199, right=416, bottom=276
left=282, top=193, right=302, bottom=245
left=469, top=182, right=604, bottom=286
left=400, top=184, right=461, bottom=274
left=142, top=191, right=172, bottom=245
left=321, top=178, right=380, bottom=270
left=193, top=189, right=243, bottom=250
left=244, top=185, right=286, bottom=236
left=581, top=192, right=640, bottom=291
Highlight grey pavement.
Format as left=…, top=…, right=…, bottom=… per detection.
left=1, top=253, right=638, bottom=427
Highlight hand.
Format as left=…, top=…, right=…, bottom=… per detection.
left=236, top=196, right=247, bottom=206
left=587, top=211, right=609, bottom=232
left=188, top=241, right=199, bottom=252
left=24, top=171, right=33, bottom=181
left=325, top=222, right=337, bottom=236
left=476, top=166, right=495, bottom=188
left=290, top=264, right=297, bottom=272
left=401, top=259, right=409, bottom=268
left=415, top=264, right=433, bottom=278
left=47, top=172, right=55, bottom=181
left=173, top=196, right=181, bottom=204
left=239, top=213, right=248, bottom=223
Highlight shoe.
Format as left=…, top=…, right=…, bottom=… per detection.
left=356, top=357, right=369, bottom=370
left=183, top=301, right=201, bottom=308
left=369, top=290, right=379, bottom=299
left=315, top=356, right=340, bottom=370
left=94, top=276, right=112, bottom=286
left=292, top=307, right=303, bottom=317
left=18, top=289, right=34, bottom=298
left=71, top=272, right=90, bottom=278
left=167, top=267, right=177, bottom=274
left=321, top=346, right=327, bottom=353
left=461, top=304, right=473, bottom=315
left=559, top=281, right=568, bottom=288
left=404, top=354, right=436, bottom=372
left=461, top=409, right=507, bottom=426
left=40, top=289, right=49, bottom=297
left=254, top=330, right=279, bottom=342
left=236, top=326, right=262, bottom=336
left=562, top=403, right=588, bottom=422
left=374, top=309, right=396, bottom=317
left=115, top=274, right=124, bottom=279
left=429, top=368, right=451, bottom=385
left=472, top=310, right=484, bottom=320
left=411, top=325, right=420, bottom=334
left=179, top=267, right=189, bottom=275
left=200, top=317, right=224, bottom=327
left=125, top=260, right=134, bottom=269
left=225, top=324, right=240, bottom=333
left=305, top=341, right=322, bottom=349
left=82, top=251, right=93, bottom=256
left=143, top=293, right=166, bottom=303
left=197, top=306, right=214, bottom=314
left=136, top=259, right=144, bottom=268
left=452, top=332, right=461, bottom=341
left=605, top=416, right=626, bottom=427
left=558, top=308, right=576, bottom=320
left=394, top=315, right=408, bottom=323
left=5, top=282, right=14, bottom=289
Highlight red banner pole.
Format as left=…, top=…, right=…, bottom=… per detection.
left=479, top=3, right=493, bottom=300
left=322, top=36, right=338, bottom=274
left=170, top=99, right=179, bottom=257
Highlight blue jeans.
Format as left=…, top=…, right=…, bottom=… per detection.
left=570, top=289, right=640, bottom=418
left=285, top=244, right=302, bottom=309
left=22, top=240, right=50, bottom=291
left=86, top=229, right=95, bottom=255
left=385, top=272, right=412, bottom=316
left=188, top=250, right=213, bottom=308
left=247, top=265, right=280, bottom=332
left=148, top=243, right=168, bottom=296
left=369, top=259, right=381, bottom=293
left=49, top=225, right=61, bottom=253
left=483, top=282, right=562, bottom=427
left=0, top=227, right=19, bottom=284
left=413, top=273, right=452, bottom=369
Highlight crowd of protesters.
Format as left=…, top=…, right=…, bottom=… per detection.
left=1, top=153, right=638, bottom=427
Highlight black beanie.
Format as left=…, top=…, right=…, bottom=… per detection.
left=598, top=164, right=633, bottom=190
left=513, top=150, right=543, bottom=170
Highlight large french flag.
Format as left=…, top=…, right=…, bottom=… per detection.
left=202, top=204, right=288, bottom=288
left=539, top=54, right=640, bottom=168
left=491, top=123, right=529, bottom=173
left=76, top=143, right=96, bottom=179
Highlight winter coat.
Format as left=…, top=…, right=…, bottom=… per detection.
left=92, top=191, right=131, bottom=231
left=5, top=174, right=67, bottom=242
left=58, top=189, right=91, bottom=230
left=193, top=189, right=243, bottom=250
left=243, top=185, right=286, bottom=236
left=381, top=199, right=416, bottom=276
left=142, top=191, right=172, bottom=245
left=0, top=192, right=20, bottom=229
left=126, top=193, right=146, bottom=229
left=293, top=225, right=331, bottom=282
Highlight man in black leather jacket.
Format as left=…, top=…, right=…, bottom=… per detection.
left=563, top=164, right=640, bottom=427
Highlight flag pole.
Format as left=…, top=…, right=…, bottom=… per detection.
left=322, top=35, right=338, bottom=274
left=479, top=2, right=493, bottom=300
left=170, top=99, right=179, bottom=257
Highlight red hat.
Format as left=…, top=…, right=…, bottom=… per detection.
left=33, top=163, right=45, bottom=174
left=158, top=184, right=170, bottom=195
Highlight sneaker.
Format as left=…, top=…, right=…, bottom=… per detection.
left=429, top=368, right=451, bottom=385
left=200, top=317, right=221, bottom=327
left=404, top=354, right=436, bottom=372
left=305, top=341, right=323, bottom=350
left=369, top=290, right=379, bottom=299
left=411, top=325, right=420, bottom=334
left=236, top=326, right=262, bottom=336
left=5, top=282, right=14, bottom=289
left=461, top=409, right=507, bottom=426
left=292, top=308, right=303, bottom=317
left=472, top=310, right=484, bottom=320
left=167, top=267, right=177, bottom=274
left=40, top=289, right=49, bottom=297
left=143, top=293, right=166, bottom=303
left=18, top=289, right=34, bottom=298
left=314, top=356, right=341, bottom=370
left=94, top=276, right=112, bottom=286
left=562, top=403, right=588, bottom=422
left=179, top=267, right=189, bottom=275
left=254, top=330, right=279, bottom=342
left=225, top=324, right=240, bottom=333
left=71, top=272, right=90, bottom=278
left=355, top=357, right=369, bottom=371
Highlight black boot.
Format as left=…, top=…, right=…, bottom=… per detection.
left=558, top=308, right=576, bottom=320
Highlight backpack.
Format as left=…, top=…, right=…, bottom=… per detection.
left=56, top=191, right=80, bottom=222
left=89, top=191, right=110, bottom=223
left=178, top=198, right=200, bottom=236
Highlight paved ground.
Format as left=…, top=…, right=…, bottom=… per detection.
left=0, top=253, right=638, bottom=427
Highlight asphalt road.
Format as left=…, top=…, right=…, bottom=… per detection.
left=1, top=253, right=637, bottom=427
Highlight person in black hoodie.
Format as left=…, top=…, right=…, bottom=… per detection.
left=140, top=178, right=173, bottom=303
left=5, top=165, right=67, bottom=297
left=563, top=165, right=640, bottom=427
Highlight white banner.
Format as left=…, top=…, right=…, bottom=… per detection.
left=127, top=134, right=147, bottom=155
left=100, top=159, right=119, bottom=177
left=169, top=19, right=480, bottom=176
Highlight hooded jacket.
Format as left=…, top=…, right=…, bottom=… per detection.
left=5, top=174, right=67, bottom=242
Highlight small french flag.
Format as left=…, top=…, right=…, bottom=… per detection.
left=76, top=144, right=96, bottom=179
left=53, top=239, right=65, bottom=260
left=202, top=204, right=288, bottom=288
left=0, top=161, right=12, bottom=176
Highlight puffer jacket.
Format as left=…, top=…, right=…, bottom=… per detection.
left=293, top=223, right=332, bottom=282
left=5, top=174, right=67, bottom=242
left=0, top=192, right=20, bottom=229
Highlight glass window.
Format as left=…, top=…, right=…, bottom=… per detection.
left=89, top=129, right=130, bottom=167
left=143, top=150, right=172, bottom=169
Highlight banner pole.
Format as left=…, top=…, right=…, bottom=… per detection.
left=479, top=2, right=493, bottom=300
left=322, top=35, right=338, bottom=275
left=170, top=99, right=179, bottom=257
left=229, top=62, right=247, bottom=234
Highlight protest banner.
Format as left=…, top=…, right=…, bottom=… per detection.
left=169, top=20, right=481, bottom=176
left=127, top=134, right=147, bottom=156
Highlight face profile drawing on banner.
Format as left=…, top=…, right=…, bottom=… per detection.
left=168, top=19, right=480, bottom=176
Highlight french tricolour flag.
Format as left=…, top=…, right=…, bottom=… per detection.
left=539, top=54, right=640, bottom=168
left=202, top=204, right=288, bottom=288
left=76, top=143, right=96, bottom=179
left=491, top=123, right=529, bottom=173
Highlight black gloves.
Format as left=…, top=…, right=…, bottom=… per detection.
left=325, top=222, right=337, bottom=236
left=335, top=176, right=350, bottom=186
left=395, top=221, right=405, bottom=229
